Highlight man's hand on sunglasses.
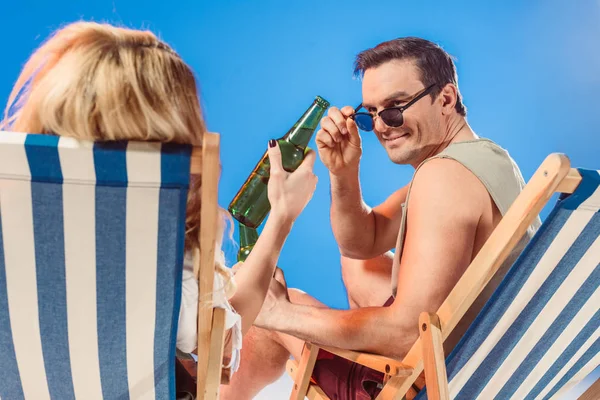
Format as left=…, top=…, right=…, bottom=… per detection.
left=316, top=106, right=362, bottom=176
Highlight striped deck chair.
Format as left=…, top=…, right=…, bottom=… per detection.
left=0, top=131, right=227, bottom=400
left=288, top=153, right=600, bottom=400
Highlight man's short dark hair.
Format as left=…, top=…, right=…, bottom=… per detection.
left=354, top=37, right=466, bottom=116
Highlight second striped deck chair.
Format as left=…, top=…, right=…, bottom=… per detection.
left=0, top=131, right=227, bottom=400
left=288, top=153, right=600, bottom=400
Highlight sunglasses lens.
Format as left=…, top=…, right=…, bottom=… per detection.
left=352, top=113, right=374, bottom=131
left=380, top=108, right=404, bottom=127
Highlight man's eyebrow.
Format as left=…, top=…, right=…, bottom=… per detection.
left=362, top=90, right=411, bottom=109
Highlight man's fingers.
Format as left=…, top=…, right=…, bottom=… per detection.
left=340, top=105, right=355, bottom=118
left=316, top=129, right=335, bottom=149
left=328, top=107, right=348, bottom=137
left=320, top=117, right=343, bottom=143
left=346, top=117, right=362, bottom=148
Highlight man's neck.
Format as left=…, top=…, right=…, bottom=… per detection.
left=410, top=116, right=476, bottom=168
left=445, top=115, right=476, bottom=144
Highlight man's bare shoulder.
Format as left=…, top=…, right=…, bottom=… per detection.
left=389, top=157, right=493, bottom=327
left=409, top=157, right=491, bottom=216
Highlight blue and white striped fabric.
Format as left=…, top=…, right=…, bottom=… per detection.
left=416, top=168, right=600, bottom=400
left=0, top=131, right=192, bottom=400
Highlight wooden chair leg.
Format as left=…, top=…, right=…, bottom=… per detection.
left=579, top=376, right=600, bottom=400
left=287, top=359, right=329, bottom=400
left=197, top=308, right=227, bottom=400
left=195, top=132, right=224, bottom=400
left=419, top=313, right=449, bottom=400
left=290, top=343, right=320, bottom=400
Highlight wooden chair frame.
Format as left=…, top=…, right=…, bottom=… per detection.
left=187, top=133, right=228, bottom=400
left=288, top=153, right=597, bottom=400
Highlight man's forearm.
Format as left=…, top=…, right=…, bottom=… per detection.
left=330, top=171, right=376, bottom=258
left=271, top=302, right=417, bottom=359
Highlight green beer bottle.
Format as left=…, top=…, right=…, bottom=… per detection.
left=228, top=95, right=329, bottom=229
left=237, top=223, right=259, bottom=262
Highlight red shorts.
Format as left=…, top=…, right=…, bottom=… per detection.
left=310, top=296, right=394, bottom=400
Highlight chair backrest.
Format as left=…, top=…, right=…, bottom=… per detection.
left=0, top=131, right=193, bottom=400
left=417, top=168, right=600, bottom=400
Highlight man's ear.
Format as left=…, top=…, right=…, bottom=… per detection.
left=439, top=83, right=458, bottom=115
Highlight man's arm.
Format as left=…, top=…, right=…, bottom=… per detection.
left=331, top=171, right=409, bottom=260
left=260, top=159, right=488, bottom=358
left=317, top=105, right=409, bottom=260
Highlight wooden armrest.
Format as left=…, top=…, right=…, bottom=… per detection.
left=579, top=376, right=600, bottom=400
left=319, top=345, right=412, bottom=377
left=556, top=168, right=582, bottom=194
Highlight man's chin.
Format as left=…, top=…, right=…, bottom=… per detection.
left=386, top=150, right=413, bottom=165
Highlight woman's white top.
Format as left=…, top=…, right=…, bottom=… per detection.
left=176, top=254, right=242, bottom=373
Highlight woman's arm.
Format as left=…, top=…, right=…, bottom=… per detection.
left=177, top=141, right=317, bottom=353
left=228, top=141, right=318, bottom=334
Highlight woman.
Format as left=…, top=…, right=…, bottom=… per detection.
left=1, top=20, right=317, bottom=390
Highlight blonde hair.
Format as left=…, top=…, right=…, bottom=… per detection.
left=1, top=21, right=234, bottom=295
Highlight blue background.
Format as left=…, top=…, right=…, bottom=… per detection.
left=2, top=0, right=599, bottom=396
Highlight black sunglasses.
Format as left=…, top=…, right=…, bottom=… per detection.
left=350, top=84, right=437, bottom=131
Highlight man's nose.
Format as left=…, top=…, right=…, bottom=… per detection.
left=374, top=115, right=390, bottom=133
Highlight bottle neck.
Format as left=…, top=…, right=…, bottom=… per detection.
left=238, top=223, right=259, bottom=250
left=285, top=96, right=329, bottom=149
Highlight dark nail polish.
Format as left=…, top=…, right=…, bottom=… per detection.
left=268, top=139, right=276, bottom=148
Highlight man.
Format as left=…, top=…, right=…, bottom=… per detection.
left=220, top=37, right=540, bottom=400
